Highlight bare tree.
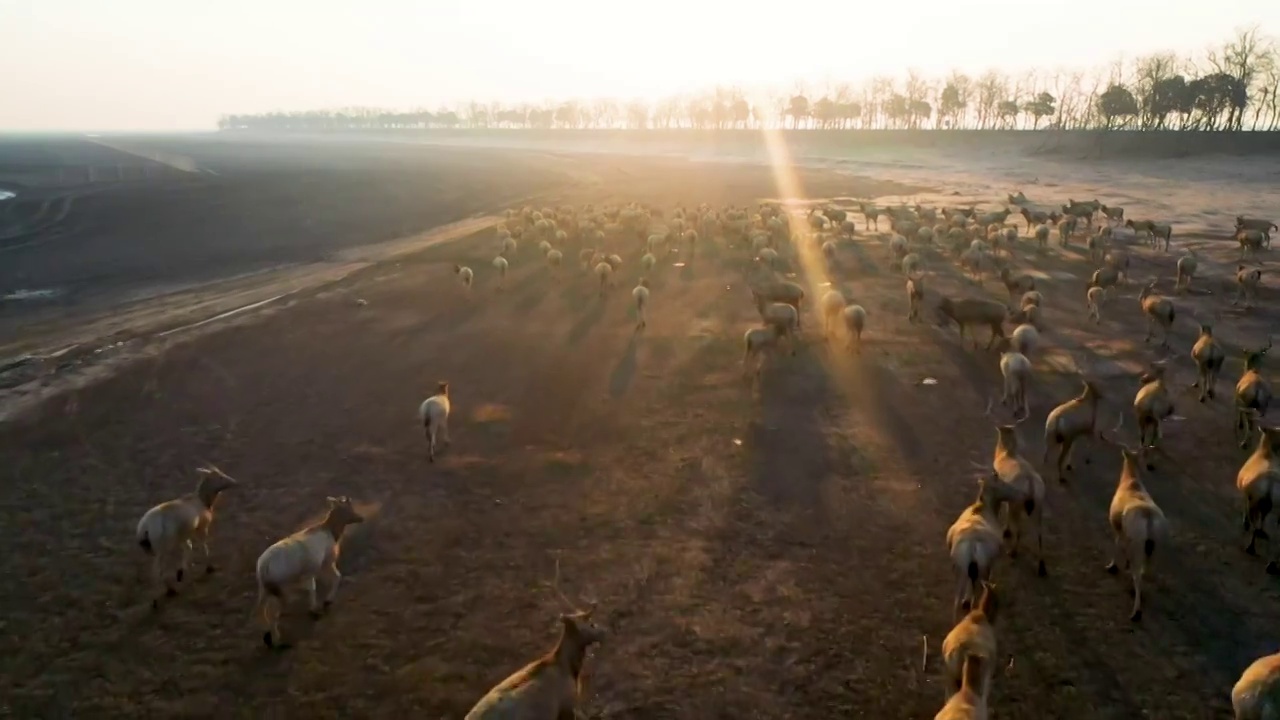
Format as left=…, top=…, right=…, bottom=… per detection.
left=904, top=69, right=933, bottom=128
left=625, top=101, right=649, bottom=129
left=1210, top=26, right=1273, bottom=130
left=938, top=71, right=971, bottom=128
left=974, top=71, right=1006, bottom=129
left=1079, top=67, right=1108, bottom=128
left=865, top=76, right=893, bottom=129
left=1131, top=53, right=1181, bottom=129
left=1258, top=51, right=1280, bottom=130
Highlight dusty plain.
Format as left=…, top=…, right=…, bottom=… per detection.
left=1, top=131, right=1278, bottom=718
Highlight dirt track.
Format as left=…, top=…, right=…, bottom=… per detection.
left=2, top=140, right=1279, bottom=718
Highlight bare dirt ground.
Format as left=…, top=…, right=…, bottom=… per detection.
left=0, top=136, right=575, bottom=348
left=1, top=137, right=1279, bottom=718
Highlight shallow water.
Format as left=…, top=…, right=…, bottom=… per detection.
left=1, top=288, right=62, bottom=301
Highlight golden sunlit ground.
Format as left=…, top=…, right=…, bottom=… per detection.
left=2, top=142, right=1280, bottom=718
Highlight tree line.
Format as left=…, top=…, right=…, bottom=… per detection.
left=220, top=28, right=1280, bottom=133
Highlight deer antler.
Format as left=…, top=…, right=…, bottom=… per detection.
left=1097, top=412, right=1127, bottom=446
left=546, top=555, right=588, bottom=612
left=196, top=464, right=236, bottom=482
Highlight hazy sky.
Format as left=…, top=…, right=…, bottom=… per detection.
left=2, top=0, right=1276, bottom=131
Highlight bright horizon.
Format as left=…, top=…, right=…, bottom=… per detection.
left=2, top=0, right=1277, bottom=132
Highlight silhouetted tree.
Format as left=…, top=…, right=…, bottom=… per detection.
left=938, top=73, right=970, bottom=129
left=1023, top=92, right=1056, bottom=129
left=625, top=101, right=649, bottom=129
left=908, top=100, right=932, bottom=129
left=807, top=96, right=825, bottom=128
left=1097, top=84, right=1140, bottom=128
left=786, top=94, right=810, bottom=128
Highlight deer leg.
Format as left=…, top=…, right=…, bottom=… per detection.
left=177, top=540, right=191, bottom=583
left=150, top=553, right=169, bottom=609
left=306, top=577, right=320, bottom=615
left=1245, top=499, right=1260, bottom=554
left=322, top=563, right=342, bottom=608
left=954, top=573, right=970, bottom=620
left=1130, top=553, right=1145, bottom=621
left=260, top=591, right=282, bottom=648
left=1059, top=436, right=1078, bottom=479
left=1266, top=509, right=1280, bottom=575
left=1034, top=506, right=1047, bottom=576
left=1106, top=531, right=1124, bottom=574
left=1007, top=509, right=1023, bottom=559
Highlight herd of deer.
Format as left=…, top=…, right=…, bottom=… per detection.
left=841, top=194, right=1280, bottom=719
left=133, top=192, right=1280, bottom=718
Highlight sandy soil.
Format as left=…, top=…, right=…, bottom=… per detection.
left=1, top=138, right=1279, bottom=718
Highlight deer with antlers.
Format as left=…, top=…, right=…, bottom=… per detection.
left=972, top=398, right=1047, bottom=576
left=1042, top=354, right=1108, bottom=484
left=466, top=558, right=606, bottom=720
left=1236, top=338, right=1274, bottom=449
